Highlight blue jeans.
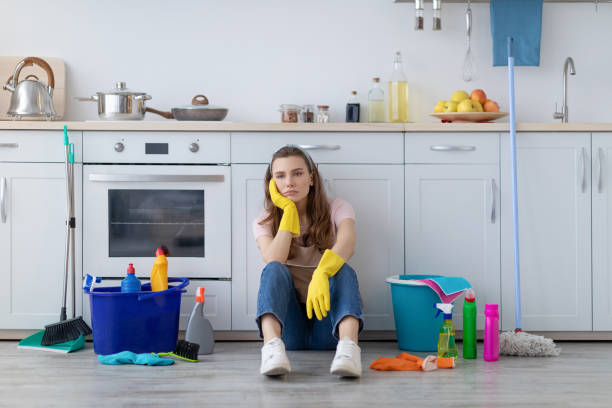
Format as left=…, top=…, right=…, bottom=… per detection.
left=255, top=261, right=364, bottom=350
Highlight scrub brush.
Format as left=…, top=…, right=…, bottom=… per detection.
left=156, top=340, right=200, bottom=362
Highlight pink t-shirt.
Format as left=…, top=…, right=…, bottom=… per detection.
left=252, top=198, right=355, bottom=242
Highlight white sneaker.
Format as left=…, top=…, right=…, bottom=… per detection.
left=330, top=337, right=362, bottom=378
left=260, top=338, right=291, bottom=376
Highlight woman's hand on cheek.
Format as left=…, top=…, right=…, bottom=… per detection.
left=269, top=178, right=295, bottom=210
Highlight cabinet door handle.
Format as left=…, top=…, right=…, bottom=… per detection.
left=430, top=145, right=476, bottom=152
left=490, top=178, right=497, bottom=224
left=295, top=144, right=341, bottom=151
left=596, top=147, right=604, bottom=193
left=579, top=147, right=587, bottom=193
left=0, top=143, right=18, bottom=148
left=0, top=177, right=6, bottom=223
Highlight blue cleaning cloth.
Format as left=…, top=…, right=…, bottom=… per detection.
left=98, top=351, right=174, bottom=366
left=490, top=0, right=543, bottom=66
left=399, top=275, right=471, bottom=295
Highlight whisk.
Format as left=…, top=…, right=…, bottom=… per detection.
left=462, top=0, right=477, bottom=82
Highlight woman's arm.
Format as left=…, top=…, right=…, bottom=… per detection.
left=256, top=230, right=293, bottom=264
left=331, top=218, right=356, bottom=262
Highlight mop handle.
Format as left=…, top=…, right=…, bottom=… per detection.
left=508, top=37, right=522, bottom=330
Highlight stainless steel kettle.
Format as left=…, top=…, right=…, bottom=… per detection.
left=3, top=57, right=57, bottom=120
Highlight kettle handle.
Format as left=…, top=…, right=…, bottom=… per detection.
left=10, top=57, right=55, bottom=89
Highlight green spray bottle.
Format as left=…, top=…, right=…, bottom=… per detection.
left=435, top=303, right=458, bottom=358
left=463, top=289, right=477, bottom=359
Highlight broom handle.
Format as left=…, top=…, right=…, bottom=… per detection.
left=70, top=161, right=76, bottom=318
left=508, top=37, right=522, bottom=330
left=61, top=142, right=70, bottom=321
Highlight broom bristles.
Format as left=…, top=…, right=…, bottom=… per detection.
left=41, top=316, right=92, bottom=346
left=500, top=330, right=561, bottom=357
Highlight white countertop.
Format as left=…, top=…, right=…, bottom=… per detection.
left=1, top=121, right=612, bottom=132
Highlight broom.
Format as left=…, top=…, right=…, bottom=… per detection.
left=41, top=126, right=91, bottom=346
left=499, top=38, right=560, bottom=357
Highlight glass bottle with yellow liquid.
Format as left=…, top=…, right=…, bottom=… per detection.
left=388, top=51, right=409, bottom=123
left=368, top=77, right=385, bottom=123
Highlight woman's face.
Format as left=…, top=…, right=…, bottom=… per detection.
left=271, top=155, right=313, bottom=205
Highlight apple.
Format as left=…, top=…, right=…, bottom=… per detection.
left=483, top=100, right=500, bottom=112
left=442, top=100, right=458, bottom=112
left=470, top=89, right=487, bottom=105
left=433, top=100, right=446, bottom=113
left=450, top=90, right=469, bottom=102
left=457, top=99, right=482, bottom=113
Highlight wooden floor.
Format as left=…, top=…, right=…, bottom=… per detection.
left=1, top=340, right=610, bottom=407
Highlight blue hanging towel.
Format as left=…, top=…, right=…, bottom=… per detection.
left=490, top=0, right=543, bottom=66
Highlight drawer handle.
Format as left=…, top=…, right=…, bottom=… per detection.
left=295, top=144, right=341, bottom=151
left=0, top=143, right=18, bottom=148
left=430, top=145, right=476, bottom=152
left=89, top=174, right=225, bottom=183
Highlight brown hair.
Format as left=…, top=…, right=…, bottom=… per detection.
left=260, top=146, right=334, bottom=259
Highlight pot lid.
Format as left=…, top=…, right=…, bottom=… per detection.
left=98, top=81, right=147, bottom=96
left=176, top=94, right=226, bottom=110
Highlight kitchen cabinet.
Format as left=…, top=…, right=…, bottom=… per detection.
left=0, top=163, right=83, bottom=329
left=230, top=132, right=404, bottom=331
left=500, top=132, right=591, bottom=331
left=404, top=133, right=500, bottom=330
left=592, top=133, right=612, bottom=330
left=0, top=131, right=83, bottom=330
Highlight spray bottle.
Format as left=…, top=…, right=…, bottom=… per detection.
left=185, top=287, right=215, bottom=355
left=435, top=303, right=458, bottom=358
left=463, top=289, right=477, bottom=359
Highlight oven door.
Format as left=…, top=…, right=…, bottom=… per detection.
left=84, top=165, right=230, bottom=278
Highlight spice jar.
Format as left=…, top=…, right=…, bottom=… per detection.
left=301, top=105, right=315, bottom=123
left=279, top=104, right=301, bottom=123
left=316, top=105, right=330, bottom=123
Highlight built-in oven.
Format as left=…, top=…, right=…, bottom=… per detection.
left=82, top=131, right=231, bottom=279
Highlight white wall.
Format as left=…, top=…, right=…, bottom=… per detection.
left=3, top=0, right=612, bottom=123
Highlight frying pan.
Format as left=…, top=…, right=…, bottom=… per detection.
left=147, top=95, right=228, bottom=121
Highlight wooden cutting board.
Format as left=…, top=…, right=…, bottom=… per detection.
left=0, top=56, right=65, bottom=120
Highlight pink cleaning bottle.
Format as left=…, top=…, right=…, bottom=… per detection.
left=483, top=304, right=500, bottom=361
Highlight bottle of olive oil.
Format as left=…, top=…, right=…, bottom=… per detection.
left=388, top=51, right=409, bottom=123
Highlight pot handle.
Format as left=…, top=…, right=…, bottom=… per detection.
left=146, top=107, right=174, bottom=119
left=11, top=57, right=55, bottom=89
left=192, top=94, right=209, bottom=105
left=74, top=96, right=98, bottom=102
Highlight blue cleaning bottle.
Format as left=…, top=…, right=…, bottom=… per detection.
left=121, top=263, right=141, bottom=293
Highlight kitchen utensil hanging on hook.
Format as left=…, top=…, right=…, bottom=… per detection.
left=462, top=0, right=477, bottom=82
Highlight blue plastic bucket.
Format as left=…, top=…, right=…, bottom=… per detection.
left=386, top=275, right=443, bottom=352
left=84, top=278, right=189, bottom=355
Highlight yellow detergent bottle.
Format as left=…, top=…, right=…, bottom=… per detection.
left=150, top=248, right=168, bottom=292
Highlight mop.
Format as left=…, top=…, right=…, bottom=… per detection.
left=499, top=38, right=560, bottom=357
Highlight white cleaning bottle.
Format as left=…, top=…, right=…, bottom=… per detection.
left=185, top=287, right=215, bottom=355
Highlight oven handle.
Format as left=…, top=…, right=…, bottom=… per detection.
left=88, top=174, right=225, bottom=183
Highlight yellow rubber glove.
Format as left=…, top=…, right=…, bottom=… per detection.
left=306, top=249, right=345, bottom=320
left=269, top=178, right=300, bottom=237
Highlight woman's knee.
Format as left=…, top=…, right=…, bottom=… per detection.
left=334, top=263, right=358, bottom=283
left=260, top=261, right=292, bottom=286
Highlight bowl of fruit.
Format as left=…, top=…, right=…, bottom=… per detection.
left=430, top=89, right=508, bottom=123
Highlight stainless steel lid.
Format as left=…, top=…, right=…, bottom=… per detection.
left=97, top=82, right=147, bottom=96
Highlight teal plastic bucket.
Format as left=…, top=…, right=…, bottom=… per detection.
left=386, top=274, right=443, bottom=352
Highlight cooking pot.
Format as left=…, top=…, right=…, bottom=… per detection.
left=76, top=82, right=171, bottom=120
left=147, top=95, right=228, bottom=121
left=3, top=57, right=58, bottom=120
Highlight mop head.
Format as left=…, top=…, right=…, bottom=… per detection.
left=500, top=330, right=561, bottom=357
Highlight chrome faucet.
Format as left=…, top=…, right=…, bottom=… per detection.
left=553, top=57, right=576, bottom=122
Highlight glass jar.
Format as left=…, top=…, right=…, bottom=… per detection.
left=316, top=105, right=330, bottom=123
left=279, top=104, right=301, bottom=123
left=301, top=105, right=315, bottom=123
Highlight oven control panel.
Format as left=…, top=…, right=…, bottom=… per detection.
left=83, top=131, right=229, bottom=164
